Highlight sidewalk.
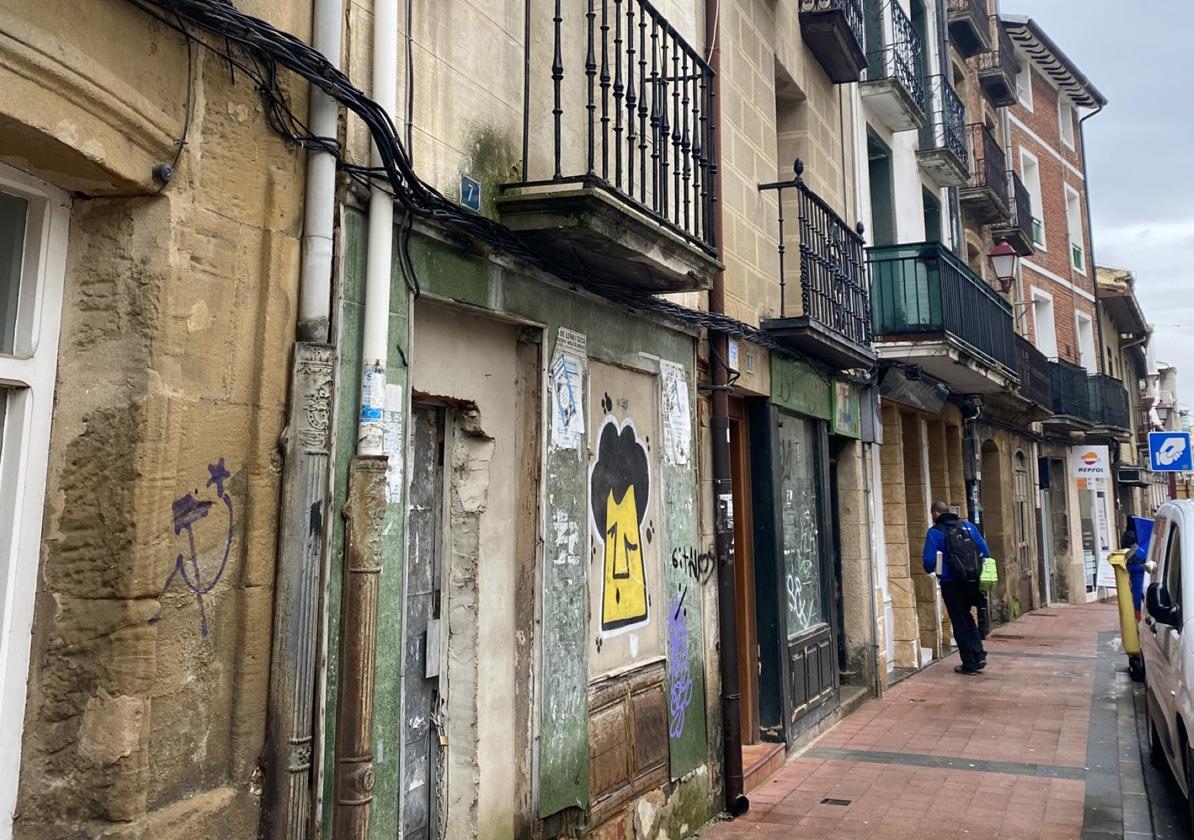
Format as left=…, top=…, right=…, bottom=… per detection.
left=699, top=603, right=1182, bottom=840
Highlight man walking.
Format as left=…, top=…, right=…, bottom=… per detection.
left=923, top=501, right=990, bottom=676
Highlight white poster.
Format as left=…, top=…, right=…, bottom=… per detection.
left=549, top=328, right=586, bottom=450
left=1070, top=445, right=1111, bottom=479
left=383, top=383, right=405, bottom=505
left=659, top=359, right=692, bottom=465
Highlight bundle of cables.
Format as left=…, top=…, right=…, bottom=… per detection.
left=124, top=0, right=873, bottom=384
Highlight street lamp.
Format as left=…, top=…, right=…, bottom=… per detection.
left=989, top=241, right=1020, bottom=294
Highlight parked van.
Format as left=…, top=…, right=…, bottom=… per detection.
left=1140, top=499, right=1194, bottom=823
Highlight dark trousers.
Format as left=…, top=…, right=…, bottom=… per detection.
left=941, top=580, right=986, bottom=671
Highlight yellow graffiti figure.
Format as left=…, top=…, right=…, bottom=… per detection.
left=601, top=483, right=648, bottom=630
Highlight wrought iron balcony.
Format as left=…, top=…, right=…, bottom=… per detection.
left=959, top=123, right=1009, bottom=224
left=499, top=0, right=720, bottom=293
left=991, top=171, right=1034, bottom=256
left=947, top=0, right=991, bottom=58
left=917, top=76, right=968, bottom=188
left=977, top=18, right=1017, bottom=106
left=1015, top=335, right=1052, bottom=408
left=799, top=0, right=868, bottom=83
left=860, top=0, right=925, bottom=132
left=760, top=161, right=874, bottom=369
left=1047, top=358, right=1091, bottom=429
left=869, top=241, right=1018, bottom=392
left=1089, top=374, right=1131, bottom=432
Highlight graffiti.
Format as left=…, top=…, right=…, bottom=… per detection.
left=667, top=587, right=693, bottom=739
left=149, top=458, right=235, bottom=638
left=671, top=546, right=715, bottom=585
left=590, top=417, right=651, bottom=633
left=778, top=420, right=823, bottom=636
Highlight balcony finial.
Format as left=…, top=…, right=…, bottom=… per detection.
left=794, top=159, right=804, bottom=181
left=856, top=221, right=866, bottom=237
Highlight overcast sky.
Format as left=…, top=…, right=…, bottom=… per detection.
left=1007, top=0, right=1194, bottom=407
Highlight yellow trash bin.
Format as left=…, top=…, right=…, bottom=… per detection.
left=1107, top=549, right=1144, bottom=682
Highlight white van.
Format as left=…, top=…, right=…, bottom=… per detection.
left=1141, top=499, right=1194, bottom=823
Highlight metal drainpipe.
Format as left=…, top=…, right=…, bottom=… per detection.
left=705, top=0, right=748, bottom=818
left=1078, top=104, right=1106, bottom=368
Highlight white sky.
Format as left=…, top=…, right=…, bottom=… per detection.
left=1008, top=0, right=1194, bottom=407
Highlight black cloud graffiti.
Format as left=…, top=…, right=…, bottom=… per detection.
left=149, top=458, right=235, bottom=638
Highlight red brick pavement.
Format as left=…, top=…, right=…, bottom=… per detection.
left=698, top=604, right=1119, bottom=840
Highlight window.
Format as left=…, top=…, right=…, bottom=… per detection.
left=1164, top=523, right=1182, bottom=612
left=0, top=164, right=68, bottom=831
left=1020, top=150, right=1044, bottom=249
left=1016, top=62, right=1033, bottom=111
left=1031, top=289, right=1058, bottom=358
left=1065, top=185, right=1085, bottom=273
left=1075, top=311, right=1096, bottom=372
left=1059, top=98, right=1075, bottom=149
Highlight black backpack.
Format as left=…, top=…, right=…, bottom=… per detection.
left=938, top=521, right=982, bottom=582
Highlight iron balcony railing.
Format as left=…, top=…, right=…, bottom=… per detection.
left=1007, top=171, right=1031, bottom=240
left=1089, top=374, right=1131, bottom=429
left=529, top=0, right=717, bottom=251
left=800, top=0, right=866, bottom=55
left=919, top=75, right=968, bottom=165
left=866, top=0, right=925, bottom=110
left=868, top=241, right=1017, bottom=373
left=1015, top=335, right=1052, bottom=407
left=759, top=160, right=872, bottom=347
left=967, top=123, right=1008, bottom=206
left=948, top=0, right=988, bottom=26
left=1049, top=358, right=1090, bottom=419
left=976, top=17, right=1017, bottom=104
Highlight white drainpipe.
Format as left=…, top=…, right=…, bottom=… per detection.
left=358, top=0, right=399, bottom=454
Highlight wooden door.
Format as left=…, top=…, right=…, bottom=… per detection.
left=728, top=398, right=759, bottom=742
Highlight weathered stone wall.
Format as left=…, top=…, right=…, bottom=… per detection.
left=3, top=1, right=309, bottom=836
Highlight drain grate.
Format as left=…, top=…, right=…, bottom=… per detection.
left=1035, top=613, right=1059, bottom=617
left=821, top=798, right=852, bottom=806
left=991, top=634, right=1025, bottom=640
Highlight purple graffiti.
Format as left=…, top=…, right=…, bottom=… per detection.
left=149, top=458, right=235, bottom=638
left=668, top=587, right=693, bottom=738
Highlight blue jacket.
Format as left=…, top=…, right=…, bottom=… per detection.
left=922, top=514, right=991, bottom=582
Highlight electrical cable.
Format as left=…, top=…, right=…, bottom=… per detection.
left=122, top=0, right=875, bottom=382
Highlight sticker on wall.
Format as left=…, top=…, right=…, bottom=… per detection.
left=383, top=383, right=405, bottom=505
left=550, top=328, right=587, bottom=450
left=590, top=417, right=652, bottom=633
left=659, top=360, right=691, bottom=465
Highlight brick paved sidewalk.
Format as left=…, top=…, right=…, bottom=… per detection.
left=697, top=603, right=1165, bottom=840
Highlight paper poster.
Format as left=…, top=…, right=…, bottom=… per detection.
left=660, top=360, right=691, bottom=465
left=1095, top=554, right=1117, bottom=589
left=383, top=383, right=405, bottom=505
left=550, top=328, right=586, bottom=450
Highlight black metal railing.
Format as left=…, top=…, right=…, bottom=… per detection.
left=800, top=0, right=866, bottom=53
left=1006, top=171, right=1032, bottom=241
left=866, top=0, right=924, bottom=110
left=869, top=242, right=1017, bottom=372
left=1015, top=335, right=1052, bottom=406
left=530, top=0, right=717, bottom=251
left=759, top=161, right=872, bottom=347
left=1089, top=374, right=1131, bottom=429
left=967, top=123, right=1008, bottom=206
left=919, top=75, right=967, bottom=165
left=948, top=0, right=988, bottom=24
left=977, top=17, right=1016, bottom=83
left=1049, top=359, right=1090, bottom=418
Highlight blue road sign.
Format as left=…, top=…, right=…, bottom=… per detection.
left=1149, top=431, right=1193, bottom=472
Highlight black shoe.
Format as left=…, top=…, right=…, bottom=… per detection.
left=954, top=665, right=980, bottom=676
left=976, top=659, right=987, bottom=671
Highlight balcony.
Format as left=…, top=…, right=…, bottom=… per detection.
left=1015, top=336, right=1052, bottom=408
left=498, top=0, right=721, bottom=293
left=869, top=241, right=1018, bottom=394
left=959, top=123, right=1009, bottom=224
left=976, top=18, right=1018, bottom=106
left=1089, top=374, right=1131, bottom=434
left=860, top=1, right=925, bottom=132
left=799, top=0, right=868, bottom=83
left=991, top=171, right=1034, bottom=256
left=760, top=161, right=875, bottom=370
left=917, top=76, right=969, bottom=188
left=947, top=0, right=991, bottom=58
left=1046, top=359, right=1092, bottom=432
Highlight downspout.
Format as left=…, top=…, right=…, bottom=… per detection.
left=1078, top=103, right=1106, bottom=368
left=262, top=0, right=341, bottom=835
left=333, top=0, right=398, bottom=835
left=705, top=0, right=747, bottom=818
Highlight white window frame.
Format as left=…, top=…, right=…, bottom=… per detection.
left=0, top=163, right=69, bottom=838
left=1016, top=61, right=1034, bottom=111
left=1065, top=184, right=1085, bottom=275
left=1075, top=310, right=1097, bottom=372
left=1058, top=97, right=1076, bottom=149
left=1030, top=287, right=1058, bottom=359
left=1020, top=148, right=1045, bottom=250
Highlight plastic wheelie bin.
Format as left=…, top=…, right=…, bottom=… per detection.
left=1107, top=549, right=1145, bottom=682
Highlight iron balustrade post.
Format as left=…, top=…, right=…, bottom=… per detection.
left=552, top=0, right=563, bottom=179
left=586, top=0, right=597, bottom=176
left=613, top=0, right=624, bottom=188
left=625, top=1, right=636, bottom=195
